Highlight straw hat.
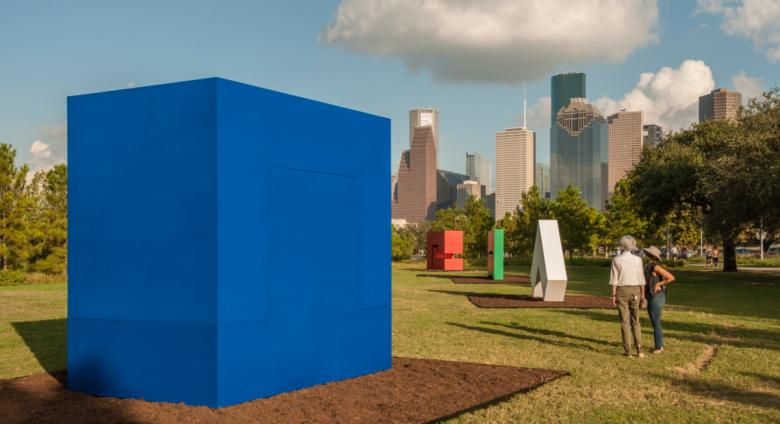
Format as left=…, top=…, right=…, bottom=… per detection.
left=643, top=246, right=662, bottom=260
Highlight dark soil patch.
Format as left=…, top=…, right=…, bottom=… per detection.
left=0, top=358, right=567, bottom=424
left=416, top=273, right=530, bottom=285
left=468, top=294, right=615, bottom=309
left=451, top=275, right=530, bottom=285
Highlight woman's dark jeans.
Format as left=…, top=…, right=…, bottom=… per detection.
left=647, top=292, right=666, bottom=349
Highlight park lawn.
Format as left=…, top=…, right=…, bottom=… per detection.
left=1, top=265, right=779, bottom=423
left=0, top=282, right=67, bottom=378
left=394, top=262, right=780, bottom=423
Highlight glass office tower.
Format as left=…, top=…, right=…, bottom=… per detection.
left=550, top=72, right=587, bottom=125
left=551, top=98, right=608, bottom=210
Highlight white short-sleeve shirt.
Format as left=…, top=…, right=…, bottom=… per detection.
left=610, top=251, right=646, bottom=286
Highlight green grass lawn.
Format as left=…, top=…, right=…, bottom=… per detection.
left=1, top=265, right=779, bottom=423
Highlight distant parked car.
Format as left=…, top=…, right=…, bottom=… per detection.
left=767, top=246, right=780, bottom=256
left=735, top=247, right=752, bottom=255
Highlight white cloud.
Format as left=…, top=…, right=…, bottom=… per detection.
left=28, top=124, right=67, bottom=173
left=731, top=70, right=764, bottom=103
left=697, top=0, right=780, bottom=62
left=323, top=0, right=659, bottom=84
left=518, top=96, right=551, bottom=130
left=593, top=60, right=715, bottom=131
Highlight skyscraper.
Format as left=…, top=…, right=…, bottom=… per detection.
left=495, top=127, right=534, bottom=219
left=699, top=88, right=742, bottom=123
left=643, top=124, right=663, bottom=147
left=551, top=72, right=587, bottom=126
left=607, top=111, right=643, bottom=196
left=456, top=180, right=482, bottom=208
left=534, top=163, right=549, bottom=197
left=436, top=169, right=470, bottom=210
left=551, top=98, right=608, bottom=209
left=409, top=108, right=439, bottom=147
left=392, top=125, right=437, bottom=223
left=465, top=152, right=492, bottom=194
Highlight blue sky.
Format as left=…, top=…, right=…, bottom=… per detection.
left=1, top=0, right=778, bottom=177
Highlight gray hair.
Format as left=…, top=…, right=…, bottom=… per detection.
left=619, top=235, right=637, bottom=252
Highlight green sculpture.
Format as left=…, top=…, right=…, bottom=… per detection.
left=488, top=229, right=504, bottom=280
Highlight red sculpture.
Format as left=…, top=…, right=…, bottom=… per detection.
left=426, top=230, right=464, bottom=271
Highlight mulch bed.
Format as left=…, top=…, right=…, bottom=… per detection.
left=468, top=294, right=615, bottom=309
left=450, top=275, right=530, bottom=285
left=0, top=358, right=567, bottom=424
left=416, top=273, right=531, bottom=285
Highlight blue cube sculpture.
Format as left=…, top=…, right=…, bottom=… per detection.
left=67, top=78, right=391, bottom=407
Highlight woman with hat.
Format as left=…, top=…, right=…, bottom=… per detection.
left=642, top=246, right=676, bottom=354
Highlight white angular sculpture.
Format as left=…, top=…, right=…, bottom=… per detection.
left=529, top=220, right=568, bottom=302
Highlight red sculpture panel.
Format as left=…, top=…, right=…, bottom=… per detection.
left=426, top=230, right=464, bottom=271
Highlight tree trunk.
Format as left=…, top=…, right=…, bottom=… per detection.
left=722, top=235, right=738, bottom=272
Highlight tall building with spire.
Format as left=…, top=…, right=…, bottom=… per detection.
left=607, top=111, right=643, bottom=196
left=551, top=97, right=608, bottom=209
left=699, top=88, right=742, bottom=123
left=392, top=125, right=437, bottom=223
left=495, top=127, right=535, bottom=220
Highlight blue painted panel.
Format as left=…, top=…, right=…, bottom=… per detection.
left=68, top=318, right=217, bottom=405
left=68, top=79, right=217, bottom=324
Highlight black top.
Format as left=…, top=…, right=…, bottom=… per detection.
left=644, top=262, right=666, bottom=298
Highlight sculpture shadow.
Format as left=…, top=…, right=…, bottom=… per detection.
left=479, top=321, right=619, bottom=348
left=446, top=321, right=618, bottom=354
left=555, top=309, right=780, bottom=352
left=11, top=318, right=67, bottom=374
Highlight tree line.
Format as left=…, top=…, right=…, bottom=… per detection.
left=0, top=144, right=67, bottom=275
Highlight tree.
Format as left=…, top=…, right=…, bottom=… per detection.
left=604, top=179, right=649, bottom=247
left=429, top=196, right=494, bottom=259
left=628, top=90, right=780, bottom=272
left=551, top=186, right=604, bottom=259
left=463, top=196, right=494, bottom=258
left=391, top=225, right=414, bottom=261
left=0, top=143, right=31, bottom=271
left=498, top=186, right=554, bottom=258
left=27, top=165, right=68, bottom=273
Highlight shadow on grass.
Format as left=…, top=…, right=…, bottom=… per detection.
left=555, top=309, right=780, bottom=351
left=481, top=321, right=619, bottom=348
left=446, top=321, right=617, bottom=354
left=11, top=319, right=67, bottom=374
left=653, top=373, right=780, bottom=411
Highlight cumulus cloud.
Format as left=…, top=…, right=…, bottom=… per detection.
left=593, top=60, right=715, bottom=131
left=323, top=0, right=659, bottom=84
left=697, top=0, right=780, bottom=62
left=731, top=70, right=764, bottom=103
left=28, top=140, right=61, bottom=172
left=27, top=123, right=67, bottom=173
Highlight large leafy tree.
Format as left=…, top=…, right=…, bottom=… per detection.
left=630, top=89, right=780, bottom=271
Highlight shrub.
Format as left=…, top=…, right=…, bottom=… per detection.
left=0, top=270, right=26, bottom=286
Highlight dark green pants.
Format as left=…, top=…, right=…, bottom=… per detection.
left=616, top=285, right=642, bottom=353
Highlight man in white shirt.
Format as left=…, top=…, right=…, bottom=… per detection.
left=610, top=235, right=647, bottom=357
